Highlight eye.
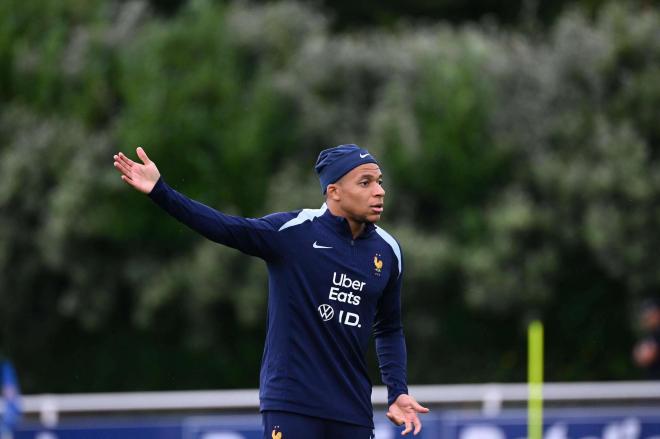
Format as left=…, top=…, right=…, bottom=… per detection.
left=359, top=181, right=369, bottom=187
left=378, top=179, right=384, bottom=186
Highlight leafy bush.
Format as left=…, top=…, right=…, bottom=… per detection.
left=1, top=0, right=659, bottom=391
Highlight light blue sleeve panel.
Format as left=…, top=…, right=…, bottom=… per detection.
left=278, top=203, right=327, bottom=231
left=375, top=225, right=402, bottom=277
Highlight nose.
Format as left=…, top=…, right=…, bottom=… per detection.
left=374, top=183, right=385, bottom=197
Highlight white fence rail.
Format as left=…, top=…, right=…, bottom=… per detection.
left=5, top=381, right=660, bottom=426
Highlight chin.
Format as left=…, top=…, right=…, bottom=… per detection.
left=367, top=213, right=382, bottom=223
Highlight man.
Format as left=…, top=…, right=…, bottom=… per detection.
left=113, top=144, right=428, bottom=438
left=633, top=298, right=660, bottom=379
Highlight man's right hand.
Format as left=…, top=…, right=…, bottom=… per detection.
left=113, top=147, right=161, bottom=194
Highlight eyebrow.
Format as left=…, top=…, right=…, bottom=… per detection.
left=358, top=174, right=383, bottom=180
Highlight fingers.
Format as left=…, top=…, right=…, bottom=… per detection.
left=119, top=152, right=136, bottom=166
left=401, top=418, right=412, bottom=436
left=387, top=412, right=403, bottom=426
left=114, top=156, right=132, bottom=177
left=413, top=416, right=422, bottom=435
left=114, top=154, right=138, bottom=189
left=400, top=415, right=423, bottom=436
left=412, top=400, right=430, bottom=413
left=120, top=174, right=138, bottom=190
left=136, top=147, right=151, bottom=165
left=389, top=413, right=422, bottom=436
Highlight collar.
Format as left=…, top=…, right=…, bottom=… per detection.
left=319, top=203, right=376, bottom=239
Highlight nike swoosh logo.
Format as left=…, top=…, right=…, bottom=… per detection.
left=313, top=241, right=333, bottom=249
left=360, top=153, right=370, bottom=158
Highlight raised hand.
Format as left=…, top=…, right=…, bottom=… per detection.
left=386, top=394, right=430, bottom=436
left=113, top=147, right=161, bottom=194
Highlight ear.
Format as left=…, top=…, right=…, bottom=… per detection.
left=326, top=183, right=341, bottom=201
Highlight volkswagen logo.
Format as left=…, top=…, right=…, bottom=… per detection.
left=318, top=304, right=334, bottom=321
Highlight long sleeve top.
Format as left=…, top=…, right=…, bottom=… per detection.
left=148, top=177, right=408, bottom=428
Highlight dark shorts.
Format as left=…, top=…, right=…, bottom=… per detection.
left=262, top=410, right=374, bottom=439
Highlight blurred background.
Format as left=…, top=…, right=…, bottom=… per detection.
left=1, top=0, right=660, bottom=437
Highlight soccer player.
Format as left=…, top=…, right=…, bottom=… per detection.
left=113, top=144, right=429, bottom=438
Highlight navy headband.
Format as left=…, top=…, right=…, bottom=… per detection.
left=314, top=144, right=379, bottom=194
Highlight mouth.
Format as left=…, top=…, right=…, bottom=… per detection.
left=370, top=203, right=384, bottom=214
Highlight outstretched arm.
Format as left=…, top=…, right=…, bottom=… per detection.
left=113, top=147, right=160, bottom=194
left=112, top=147, right=282, bottom=260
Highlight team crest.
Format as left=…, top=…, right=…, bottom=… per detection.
left=373, top=253, right=383, bottom=276
left=272, top=426, right=282, bottom=439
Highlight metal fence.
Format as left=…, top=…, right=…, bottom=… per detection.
left=3, top=382, right=660, bottom=439
left=8, top=381, right=660, bottom=426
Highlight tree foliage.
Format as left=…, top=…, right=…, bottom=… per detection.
left=1, top=0, right=659, bottom=392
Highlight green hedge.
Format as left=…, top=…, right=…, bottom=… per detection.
left=1, top=0, right=658, bottom=391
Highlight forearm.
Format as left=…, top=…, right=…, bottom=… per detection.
left=375, top=329, right=409, bottom=406
left=147, top=177, right=272, bottom=257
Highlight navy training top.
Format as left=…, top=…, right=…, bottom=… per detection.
left=148, top=177, right=408, bottom=428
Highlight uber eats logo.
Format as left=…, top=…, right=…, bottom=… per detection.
left=318, top=272, right=365, bottom=328
left=330, top=272, right=364, bottom=305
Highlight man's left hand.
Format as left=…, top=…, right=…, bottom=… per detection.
left=386, top=394, right=429, bottom=436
